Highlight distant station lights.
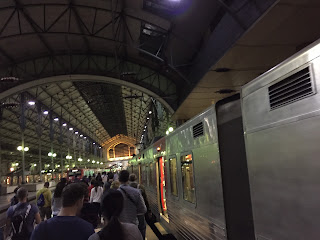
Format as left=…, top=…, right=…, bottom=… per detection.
left=66, top=155, right=72, bottom=160
left=17, top=146, right=29, bottom=151
left=166, top=127, right=174, bottom=135
left=78, top=158, right=83, bottom=162
left=48, top=152, right=57, bottom=157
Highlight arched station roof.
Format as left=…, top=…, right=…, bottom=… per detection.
left=0, top=0, right=279, bottom=169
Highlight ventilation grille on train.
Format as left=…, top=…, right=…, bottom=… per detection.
left=193, top=122, right=204, bottom=138
left=268, top=67, right=315, bottom=110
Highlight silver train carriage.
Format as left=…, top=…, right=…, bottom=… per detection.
left=129, top=96, right=254, bottom=240
left=129, top=39, right=320, bottom=240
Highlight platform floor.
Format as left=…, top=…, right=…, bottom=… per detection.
left=146, top=224, right=159, bottom=240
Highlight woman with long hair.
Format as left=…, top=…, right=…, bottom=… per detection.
left=51, top=182, right=65, bottom=217
left=90, top=180, right=103, bottom=223
left=88, top=190, right=142, bottom=240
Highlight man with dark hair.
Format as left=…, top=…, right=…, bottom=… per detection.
left=103, top=172, right=114, bottom=192
left=118, top=170, right=147, bottom=226
left=31, top=183, right=94, bottom=240
left=10, top=186, right=20, bottom=206
left=5, top=188, right=41, bottom=240
left=36, top=182, right=52, bottom=220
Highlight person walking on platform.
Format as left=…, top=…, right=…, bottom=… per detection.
left=118, top=170, right=147, bottom=226
left=5, top=187, right=41, bottom=240
left=103, top=172, right=114, bottom=192
left=51, top=182, right=65, bottom=217
left=90, top=180, right=103, bottom=224
left=10, top=186, right=20, bottom=206
left=36, top=182, right=52, bottom=221
left=88, top=190, right=142, bottom=240
left=31, top=183, right=94, bottom=240
left=129, top=174, right=151, bottom=239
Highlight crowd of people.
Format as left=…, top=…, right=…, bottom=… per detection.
left=2, top=170, right=152, bottom=240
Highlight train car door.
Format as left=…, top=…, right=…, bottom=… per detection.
left=157, top=156, right=169, bottom=219
left=138, top=163, right=142, bottom=184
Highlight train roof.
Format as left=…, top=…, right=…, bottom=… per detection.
left=242, top=38, right=320, bottom=98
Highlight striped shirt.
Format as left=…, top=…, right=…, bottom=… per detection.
left=118, top=184, right=147, bottom=225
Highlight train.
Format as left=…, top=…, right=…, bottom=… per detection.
left=128, top=39, right=320, bottom=240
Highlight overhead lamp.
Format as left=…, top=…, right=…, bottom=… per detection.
left=15, top=163, right=19, bottom=166
left=169, top=127, right=174, bottom=132
left=147, top=117, right=149, bottom=120
left=97, top=161, right=100, bottom=164
left=10, top=167, right=14, bottom=172
left=99, top=147, right=101, bottom=149
left=166, top=130, right=169, bottom=135
left=48, top=152, right=52, bottom=157
left=63, top=123, right=67, bottom=127
left=87, top=159, right=90, bottom=162
left=66, top=155, right=72, bottom=160
left=80, top=134, right=83, bottom=137
left=143, top=129, right=146, bottom=132
left=149, top=111, right=152, bottom=114
left=75, top=131, right=79, bottom=134
left=43, top=111, right=48, bottom=115
left=56, top=164, right=60, bottom=167
left=84, top=137, right=87, bottom=139
left=33, top=164, right=37, bottom=166
left=52, top=153, right=57, bottom=157
left=54, top=117, right=59, bottom=121
left=100, top=162, right=103, bottom=165
left=78, top=158, right=83, bottom=162
left=17, top=146, right=23, bottom=151
left=144, top=126, right=147, bottom=128
left=24, top=147, right=29, bottom=151
left=28, top=101, right=35, bottom=106
left=92, top=160, right=95, bottom=163
left=69, top=128, right=73, bottom=131
left=93, top=143, right=95, bottom=145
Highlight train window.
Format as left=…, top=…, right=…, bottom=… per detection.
left=180, top=154, right=196, bottom=203
left=145, top=165, right=150, bottom=186
left=149, top=162, right=154, bottom=186
left=169, top=157, right=178, bottom=197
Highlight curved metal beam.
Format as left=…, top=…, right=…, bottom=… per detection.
left=0, top=74, right=175, bottom=114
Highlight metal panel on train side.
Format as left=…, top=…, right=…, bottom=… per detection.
left=242, top=40, right=320, bottom=240
left=166, top=106, right=226, bottom=240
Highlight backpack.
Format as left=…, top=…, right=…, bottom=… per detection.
left=37, top=193, right=45, bottom=207
left=10, top=204, right=32, bottom=240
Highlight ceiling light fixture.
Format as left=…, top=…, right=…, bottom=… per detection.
left=63, top=123, right=67, bottom=127
left=43, top=111, right=48, bottom=115
left=28, top=101, right=35, bottom=106
left=54, top=117, right=59, bottom=121
left=69, top=128, right=73, bottom=131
